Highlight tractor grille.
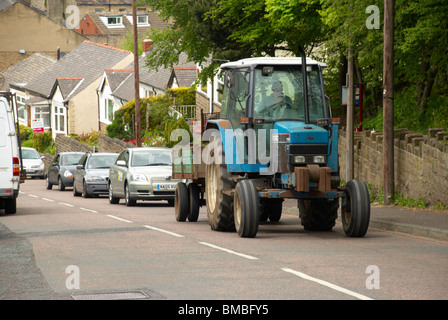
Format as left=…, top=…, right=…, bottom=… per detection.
left=289, top=144, right=328, bottom=155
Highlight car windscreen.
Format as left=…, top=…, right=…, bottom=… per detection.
left=87, top=155, right=118, bottom=169
left=131, top=150, right=172, bottom=167
left=61, top=154, right=83, bottom=165
left=22, top=149, right=40, bottom=159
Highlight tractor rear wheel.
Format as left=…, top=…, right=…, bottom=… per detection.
left=298, top=198, right=339, bottom=231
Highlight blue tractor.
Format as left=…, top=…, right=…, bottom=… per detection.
left=174, top=49, right=370, bottom=238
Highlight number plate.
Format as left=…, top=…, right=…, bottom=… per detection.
left=157, top=184, right=176, bottom=190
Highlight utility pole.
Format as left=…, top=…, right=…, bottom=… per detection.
left=383, top=0, right=394, bottom=204
left=346, top=47, right=354, bottom=181
left=132, top=0, right=141, bottom=147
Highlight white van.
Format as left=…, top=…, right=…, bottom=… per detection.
left=0, top=92, right=22, bottom=214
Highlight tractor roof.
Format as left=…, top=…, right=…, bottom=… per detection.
left=220, top=56, right=326, bottom=69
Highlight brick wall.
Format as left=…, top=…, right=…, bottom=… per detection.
left=55, top=134, right=94, bottom=154
left=97, top=134, right=135, bottom=153
left=339, top=128, right=448, bottom=207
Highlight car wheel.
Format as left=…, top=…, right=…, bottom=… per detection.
left=73, top=183, right=81, bottom=196
left=108, top=183, right=119, bottom=204
left=46, top=175, right=53, bottom=190
left=58, top=176, right=65, bottom=191
left=125, top=183, right=136, bottom=206
left=82, top=180, right=90, bottom=198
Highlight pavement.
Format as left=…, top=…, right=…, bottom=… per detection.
left=283, top=199, right=448, bottom=241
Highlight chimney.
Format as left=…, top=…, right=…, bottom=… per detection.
left=142, top=38, right=154, bottom=54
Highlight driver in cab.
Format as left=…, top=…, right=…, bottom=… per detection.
left=255, top=80, right=293, bottom=119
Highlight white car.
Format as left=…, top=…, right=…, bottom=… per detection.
left=21, top=147, right=45, bottom=179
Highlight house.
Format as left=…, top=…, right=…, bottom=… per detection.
left=96, top=46, right=198, bottom=131
left=20, top=40, right=133, bottom=138
left=0, top=52, right=57, bottom=127
left=0, top=0, right=86, bottom=71
left=73, top=1, right=171, bottom=48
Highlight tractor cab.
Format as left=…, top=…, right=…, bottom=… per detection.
left=217, top=56, right=337, bottom=175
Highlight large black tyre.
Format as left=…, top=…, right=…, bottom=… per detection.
left=234, top=180, right=259, bottom=238
left=175, top=182, right=189, bottom=222
left=4, top=198, right=16, bottom=214
left=341, top=179, right=370, bottom=237
left=188, top=183, right=200, bottom=222
left=205, top=162, right=235, bottom=231
left=260, top=199, right=283, bottom=222
left=298, top=198, right=339, bottom=231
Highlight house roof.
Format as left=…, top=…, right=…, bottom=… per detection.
left=75, top=0, right=132, bottom=5
left=100, top=52, right=198, bottom=102
left=24, top=40, right=131, bottom=98
left=53, top=77, right=85, bottom=102
left=76, top=10, right=171, bottom=38
left=0, top=52, right=57, bottom=91
left=170, top=67, right=198, bottom=88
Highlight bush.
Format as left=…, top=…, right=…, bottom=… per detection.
left=19, top=125, right=33, bottom=141
left=33, top=132, right=53, bottom=153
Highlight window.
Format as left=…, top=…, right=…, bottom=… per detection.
left=53, top=104, right=66, bottom=133
left=17, top=95, right=26, bottom=124
left=33, top=106, right=50, bottom=128
left=107, top=16, right=122, bottom=26
left=137, top=15, right=148, bottom=25
left=105, top=98, right=114, bottom=122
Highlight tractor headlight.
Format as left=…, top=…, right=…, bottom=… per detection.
left=293, top=156, right=306, bottom=164
left=313, top=155, right=326, bottom=164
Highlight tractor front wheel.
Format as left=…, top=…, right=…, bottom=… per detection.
left=341, top=179, right=370, bottom=237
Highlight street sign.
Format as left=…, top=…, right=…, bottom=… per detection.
left=31, top=118, right=44, bottom=134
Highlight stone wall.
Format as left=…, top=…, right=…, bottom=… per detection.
left=97, top=134, right=136, bottom=153
left=339, top=128, right=448, bottom=207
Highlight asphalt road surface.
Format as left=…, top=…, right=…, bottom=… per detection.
left=1, top=179, right=447, bottom=302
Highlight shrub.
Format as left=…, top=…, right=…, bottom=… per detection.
left=32, top=131, right=53, bottom=153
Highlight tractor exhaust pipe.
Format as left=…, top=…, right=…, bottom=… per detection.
left=299, top=46, right=310, bottom=124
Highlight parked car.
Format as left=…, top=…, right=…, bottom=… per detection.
left=21, top=147, right=45, bottom=179
left=73, top=152, right=118, bottom=198
left=46, top=152, right=84, bottom=191
left=108, top=147, right=182, bottom=206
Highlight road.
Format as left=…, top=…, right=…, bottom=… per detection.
left=1, top=179, right=447, bottom=302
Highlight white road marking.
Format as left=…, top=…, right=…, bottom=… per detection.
left=79, top=208, right=98, bottom=213
left=59, top=202, right=74, bottom=207
left=106, top=215, right=133, bottom=223
left=199, top=242, right=259, bottom=260
left=28, top=194, right=38, bottom=198
left=41, top=198, right=54, bottom=202
left=143, top=225, right=184, bottom=238
left=281, top=267, right=373, bottom=300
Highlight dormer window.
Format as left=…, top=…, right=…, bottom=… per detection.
left=107, top=16, right=122, bottom=26
left=137, top=15, right=148, bottom=25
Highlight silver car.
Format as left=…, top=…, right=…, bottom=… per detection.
left=108, top=147, right=181, bottom=206
left=73, top=152, right=118, bottom=198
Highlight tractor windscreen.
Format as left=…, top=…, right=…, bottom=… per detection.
left=253, top=65, right=325, bottom=122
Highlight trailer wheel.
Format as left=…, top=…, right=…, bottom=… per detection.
left=298, top=198, right=338, bottom=231
left=234, top=180, right=259, bottom=238
left=341, top=179, right=370, bottom=237
left=188, top=183, right=200, bottom=222
left=175, top=182, right=189, bottom=222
